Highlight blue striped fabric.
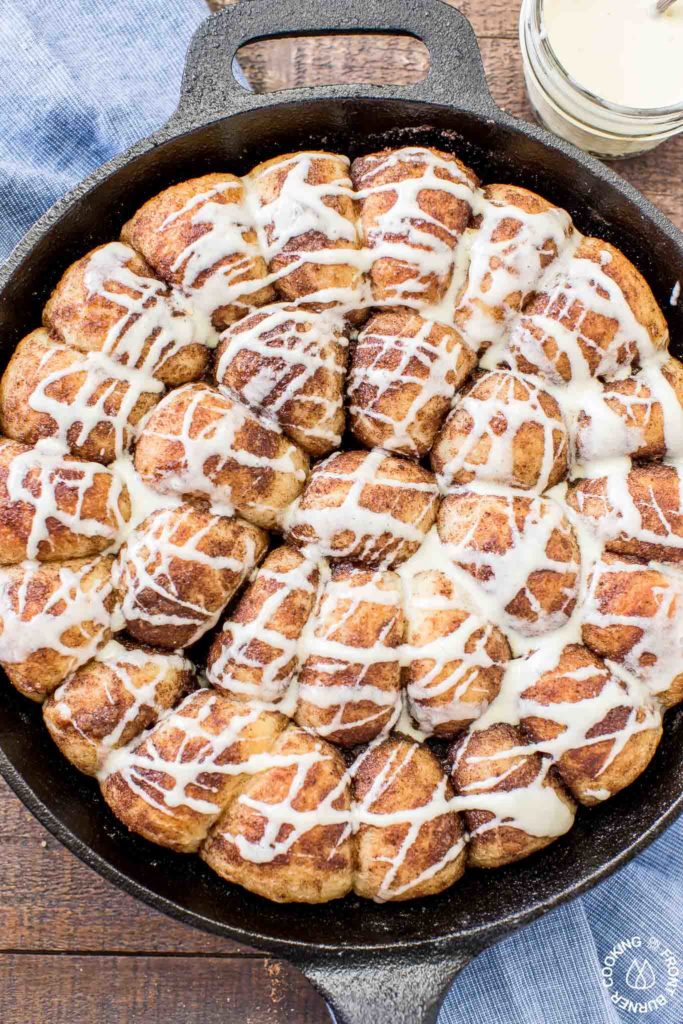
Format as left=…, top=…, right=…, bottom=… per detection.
left=0, top=3, right=681, bottom=1022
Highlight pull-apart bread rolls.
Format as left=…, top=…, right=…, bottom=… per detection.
left=505, top=238, right=668, bottom=384
left=286, top=448, right=439, bottom=567
left=121, top=173, right=274, bottom=332
left=566, top=463, right=683, bottom=563
left=215, top=304, right=348, bottom=456
left=582, top=553, right=683, bottom=708
left=347, top=309, right=476, bottom=458
left=404, top=570, right=511, bottom=737
left=43, top=640, right=195, bottom=775
left=431, top=369, right=568, bottom=491
left=454, top=184, right=575, bottom=352
left=352, top=736, right=466, bottom=901
left=0, top=440, right=129, bottom=563
left=44, top=242, right=210, bottom=384
left=450, top=723, right=576, bottom=868
left=101, top=689, right=287, bottom=853
left=351, top=146, right=478, bottom=307
left=115, top=505, right=267, bottom=649
left=207, top=546, right=319, bottom=703
left=0, top=328, right=162, bottom=464
left=518, top=644, right=662, bottom=806
left=438, top=492, right=581, bottom=636
left=3, top=144, right=681, bottom=906
left=574, top=357, right=683, bottom=463
left=295, top=566, right=405, bottom=745
left=0, top=556, right=118, bottom=700
left=134, top=382, right=308, bottom=529
left=201, top=725, right=354, bottom=903
left=247, top=151, right=362, bottom=310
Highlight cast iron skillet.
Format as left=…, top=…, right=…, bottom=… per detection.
left=1, top=1, right=682, bottom=1021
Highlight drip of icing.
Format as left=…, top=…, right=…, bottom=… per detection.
left=83, top=242, right=213, bottom=366
left=0, top=558, right=115, bottom=666
left=455, top=194, right=574, bottom=351
left=216, top=303, right=347, bottom=448
left=285, top=448, right=439, bottom=565
left=51, top=639, right=191, bottom=758
left=348, top=315, right=473, bottom=456
left=1, top=440, right=128, bottom=558
left=435, top=371, right=568, bottom=493
left=27, top=345, right=163, bottom=461
left=116, top=506, right=260, bottom=644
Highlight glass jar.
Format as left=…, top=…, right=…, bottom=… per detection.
left=519, top=0, right=683, bottom=159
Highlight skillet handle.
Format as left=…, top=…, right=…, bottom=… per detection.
left=174, top=0, right=495, bottom=123
left=291, top=947, right=478, bottom=1024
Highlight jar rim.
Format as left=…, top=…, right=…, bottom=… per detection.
left=528, top=0, right=683, bottom=119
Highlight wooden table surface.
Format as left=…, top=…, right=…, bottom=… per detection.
left=2, top=2, right=681, bottom=1022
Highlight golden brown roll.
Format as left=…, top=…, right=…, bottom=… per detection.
left=247, top=151, right=361, bottom=309
left=0, top=555, right=118, bottom=701
left=351, top=146, right=478, bottom=307
left=43, top=242, right=210, bottom=384
left=115, top=505, right=268, bottom=649
left=450, top=723, right=576, bottom=868
left=505, top=238, right=669, bottom=384
left=574, top=357, right=683, bottom=463
left=438, top=492, right=580, bottom=636
left=214, top=304, right=348, bottom=456
left=134, top=382, right=309, bottom=529
left=405, top=569, right=510, bottom=737
left=207, top=545, right=319, bottom=704
left=582, top=553, right=683, bottom=708
left=352, top=736, right=466, bottom=901
left=0, top=328, right=162, bottom=464
left=566, top=463, right=683, bottom=564
left=0, top=440, right=130, bottom=564
left=454, top=183, right=574, bottom=352
left=347, top=309, right=476, bottom=458
left=43, top=639, right=195, bottom=775
left=121, top=173, right=274, bottom=332
left=295, top=565, right=404, bottom=746
left=201, top=725, right=353, bottom=903
left=100, top=689, right=287, bottom=853
left=431, top=370, right=568, bottom=490
left=519, top=644, right=662, bottom=805
left=286, top=448, right=439, bottom=568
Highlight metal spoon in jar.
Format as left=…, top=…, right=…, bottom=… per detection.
left=656, top=0, right=678, bottom=12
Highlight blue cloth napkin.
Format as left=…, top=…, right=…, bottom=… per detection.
left=1, top=3, right=682, bottom=1022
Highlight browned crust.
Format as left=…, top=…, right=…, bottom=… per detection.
left=200, top=725, right=354, bottom=902
left=353, top=735, right=466, bottom=900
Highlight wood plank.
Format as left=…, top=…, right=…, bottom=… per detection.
left=0, top=954, right=330, bottom=1024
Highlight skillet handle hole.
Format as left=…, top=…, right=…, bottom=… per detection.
left=234, top=33, right=430, bottom=93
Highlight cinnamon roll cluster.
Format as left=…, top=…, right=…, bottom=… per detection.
left=1, top=145, right=681, bottom=904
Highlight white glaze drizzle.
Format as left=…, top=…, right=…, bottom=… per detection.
left=0, top=557, right=115, bottom=666
left=82, top=242, right=212, bottom=368
left=115, top=506, right=261, bottom=644
left=216, top=303, right=347, bottom=449
left=434, top=370, right=568, bottom=493
left=285, top=447, right=439, bottom=566
left=137, top=383, right=306, bottom=521
left=26, top=344, right=163, bottom=462
left=50, top=639, right=192, bottom=761
left=207, top=549, right=320, bottom=704
left=0, top=440, right=128, bottom=558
